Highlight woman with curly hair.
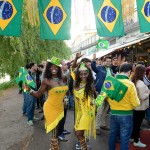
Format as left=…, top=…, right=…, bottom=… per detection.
left=27, top=57, right=68, bottom=150
left=73, top=62, right=96, bottom=150
left=131, top=64, right=149, bottom=147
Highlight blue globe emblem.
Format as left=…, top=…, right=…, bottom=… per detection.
left=26, top=75, right=32, bottom=81
left=100, top=43, right=103, bottom=47
left=46, top=6, right=63, bottom=24
left=144, top=1, right=150, bottom=17
left=101, top=6, right=116, bottom=23
left=105, top=82, right=111, bottom=89
left=0, top=1, right=13, bottom=20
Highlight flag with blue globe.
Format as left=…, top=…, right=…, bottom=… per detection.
left=96, top=39, right=109, bottom=49
left=15, top=67, right=36, bottom=89
left=0, top=0, right=23, bottom=36
left=136, top=0, right=150, bottom=33
left=38, top=0, right=71, bottom=40
left=102, top=76, right=128, bottom=102
left=92, top=0, right=124, bottom=37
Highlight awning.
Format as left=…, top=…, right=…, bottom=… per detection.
left=85, top=34, right=150, bottom=59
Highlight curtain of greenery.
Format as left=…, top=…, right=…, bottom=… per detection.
left=0, top=0, right=71, bottom=79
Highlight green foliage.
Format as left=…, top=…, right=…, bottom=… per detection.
left=0, top=80, right=16, bottom=91
left=0, top=0, right=71, bottom=79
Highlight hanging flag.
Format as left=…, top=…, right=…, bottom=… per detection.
left=136, top=0, right=150, bottom=33
left=92, top=0, right=124, bottom=37
left=102, top=76, right=128, bottom=102
left=96, top=39, right=109, bottom=49
left=0, top=0, right=23, bottom=36
left=38, top=0, right=71, bottom=40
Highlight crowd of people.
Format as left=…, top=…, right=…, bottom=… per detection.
left=18, top=53, right=150, bottom=150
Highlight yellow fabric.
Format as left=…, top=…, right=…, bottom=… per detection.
left=74, top=88, right=96, bottom=139
left=43, top=86, right=68, bottom=133
left=70, top=67, right=76, bottom=81
left=107, top=79, right=140, bottom=111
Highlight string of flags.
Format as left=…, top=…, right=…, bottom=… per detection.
left=0, top=0, right=150, bottom=40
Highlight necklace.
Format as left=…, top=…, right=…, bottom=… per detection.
left=79, top=81, right=86, bottom=88
left=52, top=77, right=60, bottom=82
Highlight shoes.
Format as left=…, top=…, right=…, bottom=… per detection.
left=58, top=134, right=68, bottom=142
left=96, top=129, right=101, bottom=135
left=62, top=130, right=71, bottom=135
left=100, top=125, right=110, bottom=130
left=28, top=120, right=34, bottom=126
left=76, top=142, right=82, bottom=150
left=133, top=141, right=146, bottom=147
left=33, top=117, right=40, bottom=121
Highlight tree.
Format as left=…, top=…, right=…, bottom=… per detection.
left=0, top=0, right=71, bottom=79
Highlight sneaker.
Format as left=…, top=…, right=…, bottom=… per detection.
left=62, top=130, right=71, bottom=135
left=58, top=134, right=68, bottom=142
left=33, top=117, right=40, bottom=121
left=133, top=141, right=146, bottom=147
left=28, top=120, right=34, bottom=126
left=76, top=142, right=82, bottom=150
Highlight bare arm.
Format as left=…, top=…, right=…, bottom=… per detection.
left=30, top=80, right=48, bottom=98
left=72, top=53, right=83, bottom=68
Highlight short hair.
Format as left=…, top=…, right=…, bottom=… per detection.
left=103, top=56, right=111, bottom=61
left=137, top=61, right=145, bottom=66
left=112, top=57, right=117, bottom=61
left=80, top=58, right=91, bottom=63
left=29, top=62, right=36, bottom=69
left=25, top=64, right=30, bottom=70
left=119, top=63, right=132, bottom=73
left=38, top=64, right=44, bottom=68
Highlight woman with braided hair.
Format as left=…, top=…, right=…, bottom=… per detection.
left=73, top=62, right=96, bottom=150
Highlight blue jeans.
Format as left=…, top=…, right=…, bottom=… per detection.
left=69, top=92, right=74, bottom=109
left=22, top=92, right=28, bottom=114
left=26, top=93, right=36, bottom=121
left=109, top=114, right=133, bottom=150
left=146, top=108, right=150, bottom=122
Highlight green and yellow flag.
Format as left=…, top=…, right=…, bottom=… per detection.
left=92, top=0, right=124, bottom=37
left=38, top=0, right=71, bottom=40
left=0, top=0, right=23, bottom=36
left=96, top=39, right=109, bottom=49
left=136, top=0, right=150, bottom=33
left=16, top=67, right=36, bottom=89
left=102, top=76, right=128, bottom=102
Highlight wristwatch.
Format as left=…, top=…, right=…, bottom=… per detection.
left=29, top=89, right=34, bottom=93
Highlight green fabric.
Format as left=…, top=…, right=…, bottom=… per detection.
left=136, top=0, right=150, bottom=33
left=96, top=39, right=109, bottom=49
left=111, top=110, right=133, bottom=115
left=95, top=92, right=107, bottom=107
left=15, top=67, right=36, bottom=89
left=116, top=74, right=129, bottom=80
left=102, top=76, right=128, bottom=102
left=38, top=0, right=71, bottom=40
left=106, top=67, right=111, bottom=77
left=0, top=0, right=23, bottom=36
left=92, top=0, right=124, bottom=37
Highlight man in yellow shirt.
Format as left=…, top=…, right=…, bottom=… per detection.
left=107, top=63, right=140, bottom=150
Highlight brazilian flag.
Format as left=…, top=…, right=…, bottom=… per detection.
left=136, top=0, right=150, bottom=33
left=92, top=0, right=124, bottom=37
left=38, top=0, right=71, bottom=40
left=96, top=39, right=109, bottom=49
left=0, top=0, right=23, bottom=36
left=16, top=67, right=36, bottom=89
left=102, top=76, right=128, bottom=102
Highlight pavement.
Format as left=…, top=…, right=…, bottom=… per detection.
left=1, top=87, right=150, bottom=150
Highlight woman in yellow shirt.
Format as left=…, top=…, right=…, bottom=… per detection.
left=73, top=62, right=96, bottom=150
left=28, top=57, right=68, bottom=150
